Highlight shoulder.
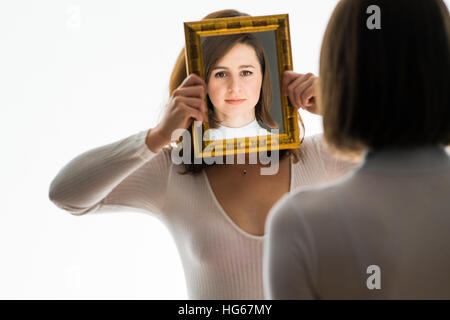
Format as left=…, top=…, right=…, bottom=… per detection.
left=289, top=134, right=330, bottom=182
left=298, top=133, right=324, bottom=157
left=296, top=134, right=362, bottom=178
left=288, top=134, right=326, bottom=170
left=294, top=133, right=339, bottom=167
left=298, top=133, right=342, bottom=162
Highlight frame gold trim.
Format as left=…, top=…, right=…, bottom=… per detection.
left=184, top=14, right=301, bottom=159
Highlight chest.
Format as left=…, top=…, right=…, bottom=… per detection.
left=204, top=157, right=291, bottom=237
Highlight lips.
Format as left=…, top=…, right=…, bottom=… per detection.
left=225, top=99, right=246, bottom=105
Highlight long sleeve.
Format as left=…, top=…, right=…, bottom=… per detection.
left=311, top=134, right=361, bottom=180
left=263, top=196, right=317, bottom=300
left=48, top=129, right=171, bottom=218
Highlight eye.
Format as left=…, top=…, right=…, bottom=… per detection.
left=241, top=70, right=253, bottom=76
left=214, top=71, right=226, bottom=78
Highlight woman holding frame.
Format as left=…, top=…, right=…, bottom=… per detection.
left=49, top=9, right=359, bottom=299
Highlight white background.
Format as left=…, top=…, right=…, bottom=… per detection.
left=2, top=0, right=448, bottom=299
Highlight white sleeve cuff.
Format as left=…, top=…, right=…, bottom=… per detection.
left=134, top=129, right=159, bottom=162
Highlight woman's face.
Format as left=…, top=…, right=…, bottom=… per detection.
left=207, top=43, right=263, bottom=126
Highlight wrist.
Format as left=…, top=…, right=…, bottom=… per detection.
left=145, top=127, right=169, bottom=153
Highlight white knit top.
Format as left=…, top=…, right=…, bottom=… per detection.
left=206, top=118, right=272, bottom=140
left=48, top=128, right=360, bottom=299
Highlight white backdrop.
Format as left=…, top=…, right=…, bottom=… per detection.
left=2, top=0, right=447, bottom=299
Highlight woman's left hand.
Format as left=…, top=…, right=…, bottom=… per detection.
left=282, top=71, right=321, bottom=115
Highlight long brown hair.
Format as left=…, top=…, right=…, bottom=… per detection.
left=166, top=9, right=303, bottom=175
left=320, top=0, right=450, bottom=157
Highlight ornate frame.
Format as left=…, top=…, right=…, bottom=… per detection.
left=184, top=14, right=301, bottom=159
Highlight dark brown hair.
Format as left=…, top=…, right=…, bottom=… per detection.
left=320, top=0, right=450, bottom=156
left=166, top=9, right=303, bottom=175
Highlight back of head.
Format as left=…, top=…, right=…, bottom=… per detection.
left=319, top=0, right=450, bottom=154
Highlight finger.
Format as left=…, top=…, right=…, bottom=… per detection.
left=173, top=85, right=206, bottom=100
left=189, top=96, right=208, bottom=115
left=287, top=73, right=313, bottom=108
left=287, top=76, right=305, bottom=108
left=294, top=76, right=315, bottom=108
left=282, top=71, right=299, bottom=96
left=300, top=81, right=316, bottom=108
left=175, top=96, right=207, bottom=115
left=181, top=103, right=207, bottom=122
left=301, top=76, right=318, bottom=107
left=287, top=86, right=298, bottom=109
left=181, top=73, right=207, bottom=89
left=177, top=96, right=203, bottom=109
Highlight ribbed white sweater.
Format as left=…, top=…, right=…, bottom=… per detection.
left=48, top=129, right=360, bottom=299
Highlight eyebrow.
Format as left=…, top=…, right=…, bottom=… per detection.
left=212, top=65, right=256, bottom=70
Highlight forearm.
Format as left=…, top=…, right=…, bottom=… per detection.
left=145, top=127, right=171, bottom=153
left=49, top=129, right=155, bottom=210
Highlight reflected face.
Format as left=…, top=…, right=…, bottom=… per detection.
left=207, top=43, right=263, bottom=123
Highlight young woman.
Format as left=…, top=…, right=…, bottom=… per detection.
left=264, top=0, right=450, bottom=299
left=49, top=9, right=360, bottom=299
left=201, top=32, right=275, bottom=140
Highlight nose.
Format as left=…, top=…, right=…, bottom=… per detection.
left=227, top=75, right=242, bottom=95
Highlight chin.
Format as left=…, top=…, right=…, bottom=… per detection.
left=215, top=103, right=255, bottom=117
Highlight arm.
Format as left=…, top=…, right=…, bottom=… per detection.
left=282, top=71, right=361, bottom=179
left=48, top=128, right=171, bottom=217
left=263, top=197, right=318, bottom=299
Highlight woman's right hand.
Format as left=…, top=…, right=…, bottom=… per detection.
left=146, top=74, right=208, bottom=152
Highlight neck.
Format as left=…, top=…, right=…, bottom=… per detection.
left=358, top=144, right=449, bottom=173
left=215, top=113, right=256, bottom=128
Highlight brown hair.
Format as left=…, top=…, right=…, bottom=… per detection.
left=166, top=9, right=303, bottom=175
left=202, top=33, right=278, bottom=129
left=320, top=0, right=450, bottom=157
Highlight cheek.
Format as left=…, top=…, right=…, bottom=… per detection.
left=248, top=76, right=263, bottom=100
left=207, top=81, right=224, bottom=100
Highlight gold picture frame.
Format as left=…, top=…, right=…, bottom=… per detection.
left=184, top=14, right=301, bottom=160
